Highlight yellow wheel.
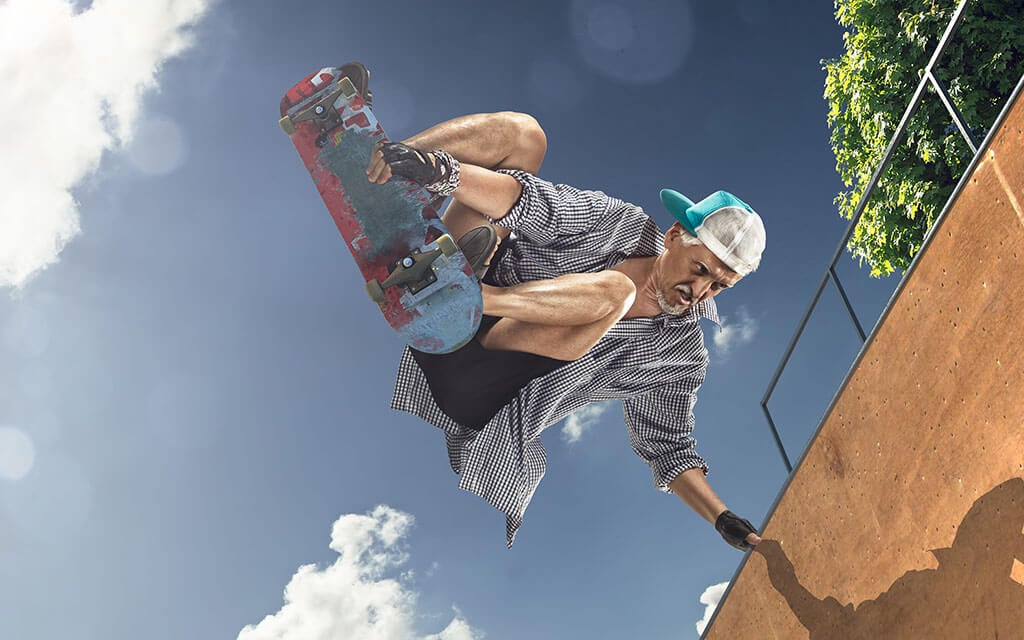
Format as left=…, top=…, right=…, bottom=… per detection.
left=339, top=77, right=357, bottom=100
left=437, top=234, right=457, bottom=257
left=279, top=115, right=295, bottom=135
left=366, top=279, right=385, bottom=303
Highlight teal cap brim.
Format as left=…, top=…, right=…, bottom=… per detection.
left=660, top=189, right=698, bottom=234
left=661, top=188, right=755, bottom=233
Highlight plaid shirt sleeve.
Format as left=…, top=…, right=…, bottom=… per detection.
left=493, top=169, right=624, bottom=246
left=621, top=365, right=711, bottom=491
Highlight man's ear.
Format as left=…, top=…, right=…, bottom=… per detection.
left=666, top=221, right=685, bottom=242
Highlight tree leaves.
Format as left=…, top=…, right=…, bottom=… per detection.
left=822, top=0, right=1024, bottom=277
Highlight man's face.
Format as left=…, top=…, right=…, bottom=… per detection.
left=656, top=223, right=743, bottom=314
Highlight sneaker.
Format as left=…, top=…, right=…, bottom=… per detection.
left=340, top=61, right=373, bottom=108
left=457, top=225, right=499, bottom=281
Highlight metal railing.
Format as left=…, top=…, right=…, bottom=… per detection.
left=761, top=0, right=987, bottom=472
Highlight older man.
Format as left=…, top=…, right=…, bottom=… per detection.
left=366, top=108, right=764, bottom=550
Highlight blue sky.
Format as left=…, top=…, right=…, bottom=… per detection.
left=0, top=1, right=904, bottom=638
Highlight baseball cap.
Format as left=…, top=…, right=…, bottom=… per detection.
left=660, top=188, right=766, bottom=276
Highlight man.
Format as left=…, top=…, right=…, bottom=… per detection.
left=364, top=101, right=764, bottom=550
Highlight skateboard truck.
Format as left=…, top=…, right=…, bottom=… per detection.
left=366, top=235, right=458, bottom=302
left=278, top=77, right=358, bottom=136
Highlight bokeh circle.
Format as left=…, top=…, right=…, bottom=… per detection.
left=570, top=0, right=695, bottom=85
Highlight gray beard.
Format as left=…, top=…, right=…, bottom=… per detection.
left=656, top=289, right=690, bottom=315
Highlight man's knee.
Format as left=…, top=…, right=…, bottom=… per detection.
left=602, top=270, right=637, bottom=318
left=567, top=270, right=635, bottom=321
left=496, top=111, right=547, bottom=173
left=558, top=273, right=635, bottom=361
left=512, top=112, right=547, bottom=159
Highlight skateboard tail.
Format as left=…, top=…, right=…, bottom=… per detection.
left=280, top=66, right=482, bottom=354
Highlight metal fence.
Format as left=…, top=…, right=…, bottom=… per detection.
left=761, top=0, right=994, bottom=472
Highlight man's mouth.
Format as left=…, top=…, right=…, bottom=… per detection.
left=676, top=288, right=692, bottom=306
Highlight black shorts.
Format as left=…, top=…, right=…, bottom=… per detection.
left=410, top=314, right=570, bottom=430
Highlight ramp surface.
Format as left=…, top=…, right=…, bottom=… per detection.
left=704, top=84, right=1024, bottom=638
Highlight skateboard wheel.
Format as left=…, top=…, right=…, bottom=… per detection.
left=366, top=279, right=385, bottom=303
left=437, top=234, right=457, bottom=257
left=279, top=116, right=295, bottom=135
left=339, top=77, right=357, bottom=100
left=316, top=133, right=330, bottom=148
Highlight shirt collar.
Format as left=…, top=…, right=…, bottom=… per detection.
left=653, top=297, right=720, bottom=328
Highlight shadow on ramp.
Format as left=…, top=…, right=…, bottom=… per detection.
left=756, top=477, right=1024, bottom=638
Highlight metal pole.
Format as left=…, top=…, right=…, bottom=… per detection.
left=830, top=266, right=867, bottom=342
left=762, top=404, right=793, bottom=473
left=760, top=0, right=974, bottom=472
left=761, top=271, right=831, bottom=408
left=928, top=70, right=980, bottom=155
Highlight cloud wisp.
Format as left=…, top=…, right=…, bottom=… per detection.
left=695, top=581, right=729, bottom=636
left=0, top=0, right=210, bottom=288
left=712, top=306, right=758, bottom=358
left=561, top=401, right=612, bottom=444
left=237, top=506, right=481, bottom=640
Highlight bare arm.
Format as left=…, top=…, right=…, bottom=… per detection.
left=670, top=467, right=728, bottom=523
left=670, top=468, right=762, bottom=547
left=450, top=163, right=521, bottom=223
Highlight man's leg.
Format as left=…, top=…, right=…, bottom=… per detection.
left=402, top=111, right=546, bottom=173
left=399, top=113, right=635, bottom=361
left=400, top=112, right=546, bottom=240
left=381, top=112, right=630, bottom=361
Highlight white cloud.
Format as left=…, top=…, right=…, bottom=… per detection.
left=238, top=506, right=483, bottom=640
left=713, top=306, right=758, bottom=357
left=0, top=0, right=210, bottom=288
left=561, top=401, right=611, bottom=444
left=695, top=581, right=729, bottom=636
left=425, top=615, right=479, bottom=640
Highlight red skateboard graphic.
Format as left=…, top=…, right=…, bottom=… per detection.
left=280, top=66, right=482, bottom=354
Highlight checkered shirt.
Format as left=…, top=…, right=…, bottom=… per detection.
left=391, top=170, right=718, bottom=547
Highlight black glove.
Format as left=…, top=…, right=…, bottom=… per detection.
left=379, top=141, right=442, bottom=185
left=379, top=142, right=461, bottom=196
left=715, top=510, right=757, bottom=551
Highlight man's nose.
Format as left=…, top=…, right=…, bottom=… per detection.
left=693, top=278, right=713, bottom=300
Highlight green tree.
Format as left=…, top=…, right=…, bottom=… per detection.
left=823, top=0, right=1024, bottom=277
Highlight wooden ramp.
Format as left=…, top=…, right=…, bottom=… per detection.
left=704, top=82, right=1024, bottom=639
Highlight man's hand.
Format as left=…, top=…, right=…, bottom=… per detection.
left=715, top=510, right=761, bottom=551
left=367, top=142, right=462, bottom=196
left=367, top=141, right=437, bottom=185
left=366, top=140, right=395, bottom=184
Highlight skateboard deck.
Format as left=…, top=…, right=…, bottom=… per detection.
left=279, top=66, right=482, bottom=354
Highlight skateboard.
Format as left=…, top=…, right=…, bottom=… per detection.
left=279, top=66, right=482, bottom=354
